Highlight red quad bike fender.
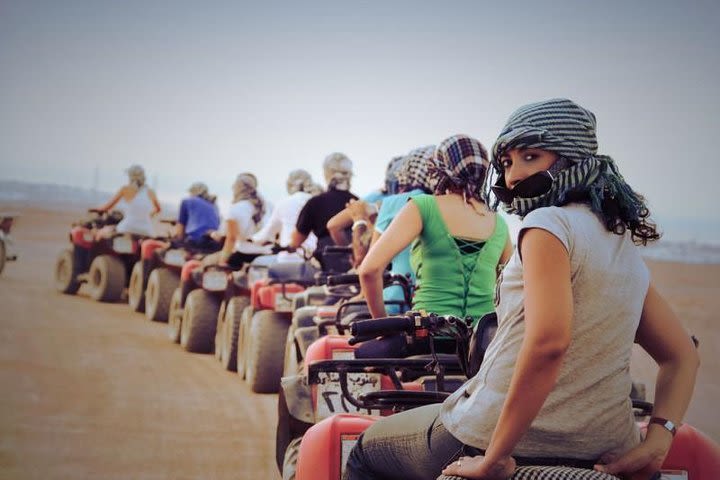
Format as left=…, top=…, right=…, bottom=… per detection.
left=643, top=422, right=720, bottom=479
left=70, top=226, right=94, bottom=249
left=296, top=413, right=380, bottom=480
left=296, top=415, right=720, bottom=480
left=305, top=335, right=423, bottom=418
left=180, top=259, right=202, bottom=282
left=140, top=239, right=169, bottom=261
left=251, top=279, right=306, bottom=311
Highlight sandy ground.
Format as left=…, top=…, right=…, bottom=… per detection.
left=0, top=206, right=281, bottom=480
left=0, top=206, right=717, bottom=479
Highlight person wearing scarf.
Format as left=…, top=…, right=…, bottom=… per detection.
left=96, top=164, right=161, bottom=237
left=345, top=102, right=699, bottom=480
left=356, top=136, right=511, bottom=360
left=291, top=152, right=357, bottom=271
left=175, top=182, right=221, bottom=250
left=252, top=169, right=318, bottom=262
left=218, top=173, right=272, bottom=267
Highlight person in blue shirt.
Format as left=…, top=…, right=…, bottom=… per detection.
left=175, top=182, right=221, bottom=251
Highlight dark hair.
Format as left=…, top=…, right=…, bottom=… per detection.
left=598, top=193, right=660, bottom=246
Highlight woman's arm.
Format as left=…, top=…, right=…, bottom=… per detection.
left=326, top=208, right=353, bottom=246
left=595, top=283, right=699, bottom=477
left=444, top=227, right=572, bottom=479
left=252, top=206, right=281, bottom=244
left=148, top=189, right=162, bottom=216
left=98, top=188, right=125, bottom=212
left=219, top=219, right=238, bottom=266
left=358, top=201, right=422, bottom=318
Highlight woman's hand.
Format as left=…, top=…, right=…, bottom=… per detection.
left=594, top=434, right=672, bottom=479
left=441, top=454, right=515, bottom=480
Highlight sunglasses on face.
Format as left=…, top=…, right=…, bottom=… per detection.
left=491, top=170, right=554, bottom=204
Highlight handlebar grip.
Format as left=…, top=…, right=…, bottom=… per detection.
left=325, top=273, right=359, bottom=286
left=350, top=316, right=414, bottom=338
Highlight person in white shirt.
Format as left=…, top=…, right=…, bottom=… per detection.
left=252, top=169, right=318, bottom=262
left=218, top=173, right=272, bottom=267
left=97, top=165, right=161, bottom=237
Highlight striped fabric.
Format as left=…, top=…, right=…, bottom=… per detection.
left=437, top=465, right=620, bottom=480
left=430, top=134, right=490, bottom=202
left=489, top=98, right=639, bottom=219
left=394, top=145, right=437, bottom=192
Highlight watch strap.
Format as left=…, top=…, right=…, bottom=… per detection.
left=648, top=416, right=678, bottom=436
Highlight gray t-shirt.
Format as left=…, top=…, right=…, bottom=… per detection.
left=440, top=204, right=649, bottom=459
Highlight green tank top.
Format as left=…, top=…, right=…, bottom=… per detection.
left=409, top=194, right=508, bottom=325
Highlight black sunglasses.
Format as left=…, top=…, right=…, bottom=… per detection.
left=491, top=170, right=554, bottom=203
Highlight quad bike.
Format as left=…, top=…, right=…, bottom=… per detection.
left=282, top=271, right=413, bottom=379
left=213, top=250, right=285, bottom=371
left=0, top=213, right=19, bottom=276
left=129, top=225, right=222, bottom=321
left=236, top=250, right=321, bottom=393
left=281, top=312, right=474, bottom=480
left=293, top=315, right=720, bottom=480
left=54, top=209, right=147, bottom=302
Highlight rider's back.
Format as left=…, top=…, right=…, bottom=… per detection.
left=117, top=186, right=154, bottom=236
left=410, top=194, right=508, bottom=322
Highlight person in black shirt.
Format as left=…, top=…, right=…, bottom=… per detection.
left=291, top=152, right=357, bottom=271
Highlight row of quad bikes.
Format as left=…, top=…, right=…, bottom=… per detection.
left=54, top=210, right=720, bottom=480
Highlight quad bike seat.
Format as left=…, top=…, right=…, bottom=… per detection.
left=269, top=262, right=319, bottom=285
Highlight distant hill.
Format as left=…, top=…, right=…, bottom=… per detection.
left=0, top=180, right=178, bottom=216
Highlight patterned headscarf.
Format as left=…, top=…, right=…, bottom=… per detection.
left=189, top=181, right=215, bottom=203
left=188, top=182, right=208, bottom=196
left=490, top=98, right=649, bottom=224
left=429, top=135, right=489, bottom=203
left=232, top=173, right=265, bottom=224
left=384, top=155, right=406, bottom=195
left=395, top=146, right=437, bottom=192
left=125, top=165, right=146, bottom=188
left=323, top=152, right=353, bottom=191
left=286, top=169, right=314, bottom=195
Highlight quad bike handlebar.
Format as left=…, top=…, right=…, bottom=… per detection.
left=349, top=312, right=472, bottom=346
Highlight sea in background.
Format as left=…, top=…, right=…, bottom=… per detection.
left=2, top=180, right=719, bottom=264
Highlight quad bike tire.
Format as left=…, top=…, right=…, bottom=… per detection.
left=214, top=301, right=227, bottom=361
left=128, top=261, right=146, bottom=313
left=181, top=289, right=220, bottom=353
left=282, top=325, right=301, bottom=377
left=245, top=309, right=290, bottom=393
left=276, top=387, right=312, bottom=477
left=168, top=287, right=183, bottom=343
left=88, top=254, right=126, bottom=302
left=145, top=267, right=179, bottom=322
left=281, top=436, right=302, bottom=480
left=219, top=296, right=249, bottom=371
left=55, top=248, right=81, bottom=294
left=236, top=306, right=254, bottom=380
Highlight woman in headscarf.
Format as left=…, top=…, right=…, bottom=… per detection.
left=359, top=136, right=512, bottom=324
left=217, top=173, right=272, bottom=267
left=344, top=100, right=699, bottom=480
left=97, top=164, right=161, bottom=236
left=252, top=169, right=318, bottom=262
left=291, top=152, right=357, bottom=271
left=174, top=182, right=221, bottom=250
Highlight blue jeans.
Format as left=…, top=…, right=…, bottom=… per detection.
left=343, top=404, right=464, bottom=480
left=343, top=404, right=601, bottom=480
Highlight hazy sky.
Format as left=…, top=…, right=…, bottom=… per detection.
left=1, top=1, right=719, bottom=227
